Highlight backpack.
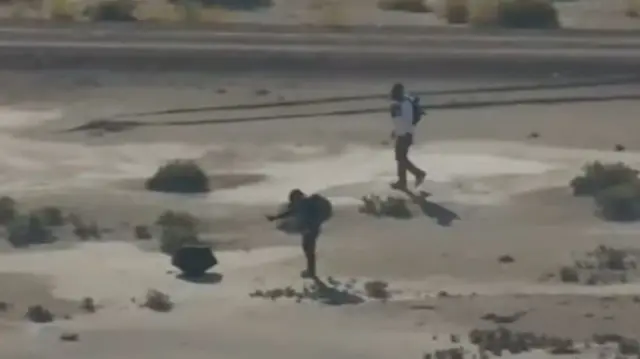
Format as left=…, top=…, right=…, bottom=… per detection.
left=408, top=96, right=425, bottom=125
left=308, top=194, right=333, bottom=224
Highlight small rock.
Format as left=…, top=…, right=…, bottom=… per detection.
left=143, top=289, right=173, bottom=312
left=614, top=144, right=626, bottom=152
left=60, top=332, right=79, bottom=342
left=498, top=255, right=514, bottom=264
left=527, top=132, right=540, bottom=139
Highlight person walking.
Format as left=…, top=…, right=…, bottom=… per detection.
left=266, top=189, right=332, bottom=279
left=389, top=82, right=426, bottom=190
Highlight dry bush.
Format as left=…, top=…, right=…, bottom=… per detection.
left=497, top=0, right=559, bottom=28
left=359, top=194, right=413, bottom=219
left=84, top=0, right=137, bottom=21
left=363, top=280, right=390, bottom=300
left=0, top=196, right=17, bottom=225
left=25, top=305, right=54, bottom=323
left=145, top=160, right=210, bottom=194
left=378, top=0, right=432, bottom=13
left=156, top=210, right=198, bottom=229
left=68, top=214, right=100, bottom=240
left=7, top=213, right=54, bottom=247
left=143, top=289, right=174, bottom=312
left=570, top=162, right=639, bottom=196
left=595, top=182, right=640, bottom=221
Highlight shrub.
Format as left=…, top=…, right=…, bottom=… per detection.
left=25, top=305, right=54, bottom=323
left=7, top=214, right=54, bottom=247
left=445, top=0, right=469, bottom=24
left=595, top=183, right=640, bottom=222
left=68, top=214, right=100, bottom=240
left=84, top=0, right=137, bottom=21
left=145, top=160, right=210, bottom=194
left=0, top=196, right=17, bottom=225
left=134, top=225, right=152, bottom=240
left=497, top=0, right=559, bottom=29
left=377, top=0, right=431, bottom=13
left=359, top=194, right=413, bottom=219
left=33, top=206, right=65, bottom=227
left=143, top=289, right=173, bottom=312
left=156, top=210, right=198, bottom=229
left=570, top=162, right=639, bottom=197
left=363, top=280, right=390, bottom=300
left=159, top=225, right=200, bottom=255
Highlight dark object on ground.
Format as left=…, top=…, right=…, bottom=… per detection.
left=156, top=210, right=199, bottom=229
left=25, top=305, right=54, bottom=323
left=363, top=280, right=390, bottom=300
left=482, top=310, right=528, bottom=324
left=559, top=266, right=579, bottom=283
left=498, top=255, right=515, bottom=263
left=570, top=161, right=638, bottom=197
left=34, top=206, right=65, bottom=226
left=0, top=301, right=8, bottom=311
left=527, top=132, right=540, bottom=139
left=146, top=160, right=210, bottom=194
left=0, top=196, right=17, bottom=224
left=134, top=225, right=152, bottom=240
left=81, top=297, right=96, bottom=313
left=160, top=225, right=200, bottom=255
left=377, top=0, right=431, bottom=13
left=171, top=244, right=218, bottom=277
left=255, top=89, right=270, bottom=96
left=84, top=0, right=137, bottom=21
left=249, top=278, right=364, bottom=306
left=359, top=194, right=413, bottom=219
left=70, top=216, right=100, bottom=240
left=172, top=0, right=273, bottom=10
left=60, top=332, right=79, bottom=342
left=615, top=144, right=626, bottom=152
left=143, top=289, right=173, bottom=312
left=497, top=0, right=559, bottom=29
left=7, top=214, right=54, bottom=247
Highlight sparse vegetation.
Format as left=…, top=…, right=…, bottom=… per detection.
left=496, top=0, right=559, bottom=29
left=68, top=214, right=100, bottom=240
left=134, top=225, right=152, bottom=240
left=145, top=160, right=210, bottom=194
left=143, top=289, right=174, bottom=312
left=0, top=196, right=17, bottom=224
left=7, top=213, right=54, bottom=247
left=33, top=206, right=65, bottom=227
left=160, top=224, right=200, bottom=255
left=359, top=194, right=413, bottom=219
left=377, top=0, right=431, bottom=13
left=363, top=280, right=390, bottom=300
left=559, top=245, right=636, bottom=285
left=83, top=0, right=137, bottom=21
left=25, top=305, right=54, bottom=323
left=570, top=161, right=640, bottom=221
left=156, top=210, right=199, bottom=229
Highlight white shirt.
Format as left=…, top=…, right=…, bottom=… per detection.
left=391, top=97, right=414, bottom=136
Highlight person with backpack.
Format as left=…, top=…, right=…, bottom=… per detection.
left=389, top=82, right=426, bottom=191
left=266, top=189, right=332, bottom=279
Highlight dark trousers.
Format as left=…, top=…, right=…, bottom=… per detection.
left=301, top=226, right=320, bottom=276
left=394, top=134, right=424, bottom=185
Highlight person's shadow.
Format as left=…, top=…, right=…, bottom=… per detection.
left=176, top=272, right=224, bottom=284
left=398, top=189, right=460, bottom=227
left=308, top=277, right=364, bottom=306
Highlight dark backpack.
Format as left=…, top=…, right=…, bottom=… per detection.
left=308, top=194, right=333, bottom=224
left=408, top=96, right=425, bottom=125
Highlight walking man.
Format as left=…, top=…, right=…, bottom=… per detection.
left=266, top=189, right=332, bottom=279
left=389, top=82, right=426, bottom=190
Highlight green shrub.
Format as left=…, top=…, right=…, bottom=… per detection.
left=7, top=214, right=54, bottom=247
left=0, top=196, right=17, bottom=225
left=84, top=0, right=137, bottom=21
left=595, top=182, right=640, bottom=222
left=159, top=225, right=200, bottom=255
left=570, top=162, right=639, bottom=197
left=497, top=0, right=559, bottom=29
left=145, top=160, right=210, bottom=194
left=33, top=206, right=65, bottom=227
left=377, top=0, right=431, bottom=13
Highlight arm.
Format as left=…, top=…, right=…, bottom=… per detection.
left=266, top=204, right=294, bottom=222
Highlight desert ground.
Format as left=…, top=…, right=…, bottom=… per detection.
left=1, top=19, right=640, bottom=359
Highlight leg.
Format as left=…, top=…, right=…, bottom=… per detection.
left=403, top=134, right=426, bottom=186
left=393, top=135, right=410, bottom=188
left=301, top=226, right=319, bottom=278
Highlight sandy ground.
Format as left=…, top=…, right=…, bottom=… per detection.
left=1, top=69, right=640, bottom=358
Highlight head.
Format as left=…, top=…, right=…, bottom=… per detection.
left=390, top=83, right=404, bottom=101
left=288, top=189, right=306, bottom=204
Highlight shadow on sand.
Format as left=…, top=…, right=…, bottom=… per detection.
left=176, top=272, right=224, bottom=285
left=398, top=189, right=460, bottom=227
